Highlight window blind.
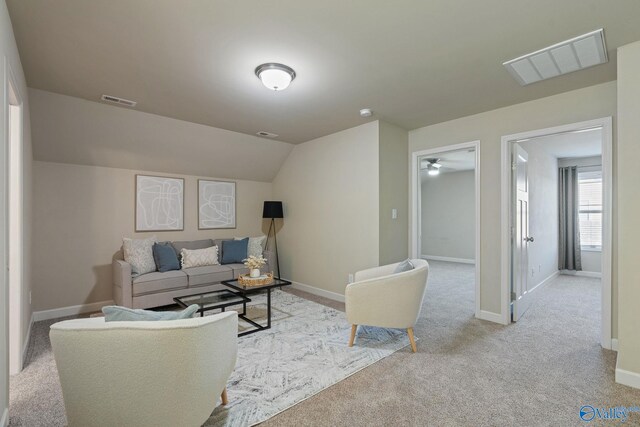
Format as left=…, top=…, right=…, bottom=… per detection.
left=578, top=171, right=602, bottom=249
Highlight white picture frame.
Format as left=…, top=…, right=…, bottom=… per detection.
left=135, top=175, right=184, bottom=232
left=198, top=180, right=236, bottom=229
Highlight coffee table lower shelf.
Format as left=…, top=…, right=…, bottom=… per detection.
left=173, top=279, right=291, bottom=336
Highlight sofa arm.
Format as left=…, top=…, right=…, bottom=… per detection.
left=113, top=258, right=133, bottom=307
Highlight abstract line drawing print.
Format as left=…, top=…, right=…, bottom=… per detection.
left=136, top=175, right=184, bottom=231
left=199, top=180, right=236, bottom=229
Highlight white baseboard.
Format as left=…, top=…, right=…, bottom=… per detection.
left=612, top=338, right=619, bottom=351
left=560, top=270, right=602, bottom=278
left=1, top=408, right=8, bottom=427
left=21, top=312, right=34, bottom=368
left=33, top=299, right=114, bottom=322
left=616, top=354, right=640, bottom=390
left=421, top=255, right=475, bottom=265
left=476, top=310, right=504, bottom=324
left=530, top=271, right=560, bottom=293
left=287, top=280, right=345, bottom=303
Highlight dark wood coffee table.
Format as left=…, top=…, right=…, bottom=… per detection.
left=221, top=278, right=292, bottom=336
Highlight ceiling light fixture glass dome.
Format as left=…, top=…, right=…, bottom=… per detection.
left=255, top=63, right=296, bottom=91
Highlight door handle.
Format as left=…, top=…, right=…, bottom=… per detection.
left=524, top=236, right=534, bottom=243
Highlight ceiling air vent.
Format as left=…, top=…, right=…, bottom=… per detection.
left=503, top=29, right=608, bottom=86
left=101, top=94, right=137, bottom=107
left=256, top=131, right=278, bottom=138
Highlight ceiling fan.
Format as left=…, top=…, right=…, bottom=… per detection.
left=421, top=158, right=442, bottom=176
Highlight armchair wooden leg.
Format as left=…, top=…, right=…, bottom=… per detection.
left=349, top=324, right=358, bottom=347
left=221, top=387, right=228, bottom=406
left=407, top=328, right=417, bottom=353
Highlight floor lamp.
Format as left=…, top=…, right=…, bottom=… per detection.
left=263, top=201, right=283, bottom=279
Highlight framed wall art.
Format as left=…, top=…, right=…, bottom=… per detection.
left=135, top=175, right=184, bottom=231
left=198, top=179, right=236, bottom=229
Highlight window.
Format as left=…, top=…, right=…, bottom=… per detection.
left=578, top=170, right=602, bottom=250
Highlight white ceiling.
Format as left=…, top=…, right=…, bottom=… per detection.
left=420, top=149, right=475, bottom=177
left=7, top=1, right=640, bottom=144
left=522, top=128, right=603, bottom=159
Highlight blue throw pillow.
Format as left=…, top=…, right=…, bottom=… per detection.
left=153, top=242, right=180, bottom=272
left=221, top=238, right=249, bottom=264
left=102, top=304, right=199, bottom=322
left=393, top=259, right=415, bottom=274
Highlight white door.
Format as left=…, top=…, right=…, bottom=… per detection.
left=511, top=144, right=534, bottom=321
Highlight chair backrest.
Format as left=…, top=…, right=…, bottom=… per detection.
left=346, top=259, right=430, bottom=329
left=50, top=312, right=237, bottom=427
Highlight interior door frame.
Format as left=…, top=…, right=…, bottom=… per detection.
left=410, top=140, right=481, bottom=319
left=4, top=59, right=24, bottom=374
left=500, top=117, right=613, bottom=348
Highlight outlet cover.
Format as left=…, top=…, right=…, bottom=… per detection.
left=348, top=274, right=354, bottom=284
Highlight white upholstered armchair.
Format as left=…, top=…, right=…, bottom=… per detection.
left=345, top=259, right=429, bottom=352
left=50, top=311, right=238, bottom=427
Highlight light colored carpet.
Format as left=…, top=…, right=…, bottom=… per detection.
left=9, top=289, right=410, bottom=427
left=10, top=261, right=640, bottom=426
left=206, top=290, right=411, bottom=426
left=261, top=262, right=640, bottom=427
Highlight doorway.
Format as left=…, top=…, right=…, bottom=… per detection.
left=501, top=117, right=612, bottom=348
left=6, top=69, right=24, bottom=375
left=411, top=140, right=480, bottom=318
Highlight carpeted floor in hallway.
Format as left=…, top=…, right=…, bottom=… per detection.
left=9, top=260, right=640, bottom=426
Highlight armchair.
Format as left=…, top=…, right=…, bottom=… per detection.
left=50, top=311, right=237, bottom=427
left=345, top=259, right=429, bottom=352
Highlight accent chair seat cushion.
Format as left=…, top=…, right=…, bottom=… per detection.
left=184, top=265, right=234, bottom=287
left=132, top=270, right=188, bottom=296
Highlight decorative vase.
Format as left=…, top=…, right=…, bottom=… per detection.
left=250, top=268, right=261, bottom=278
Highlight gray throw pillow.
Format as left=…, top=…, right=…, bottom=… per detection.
left=393, top=259, right=415, bottom=274
left=102, top=304, right=199, bottom=322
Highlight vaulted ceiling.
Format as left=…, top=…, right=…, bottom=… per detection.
left=7, top=0, right=640, bottom=144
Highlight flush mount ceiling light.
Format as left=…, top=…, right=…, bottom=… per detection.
left=255, top=63, right=296, bottom=91
left=503, top=29, right=608, bottom=86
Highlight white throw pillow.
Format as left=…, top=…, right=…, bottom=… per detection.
left=123, top=236, right=157, bottom=275
left=181, top=246, right=219, bottom=269
left=235, top=236, right=266, bottom=258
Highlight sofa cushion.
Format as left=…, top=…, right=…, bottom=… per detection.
left=132, top=270, right=188, bottom=296
left=171, top=239, right=213, bottom=256
left=102, top=304, right=199, bottom=322
left=221, top=238, right=248, bottom=264
left=183, top=265, right=233, bottom=287
left=153, top=242, right=180, bottom=272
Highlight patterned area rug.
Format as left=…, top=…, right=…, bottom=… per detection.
left=204, top=290, right=411, bottom=426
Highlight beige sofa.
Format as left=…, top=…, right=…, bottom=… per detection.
left=113, top=238, right=274, bottom=309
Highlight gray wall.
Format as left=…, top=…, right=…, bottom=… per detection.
left=272, top=122, right=380, bottom=296
left=32, top=161, right=272, bottom=311
left=421, top=170, right=475, bottom=261
left=379, top=121, right=409, bottom=265
left=409, top=81, right=616, bottom=317
left=519, top=141, right=559, bottom=287
left=617, top=39, right=640, bottom=377
left=1, top=0, right=34, bottom=417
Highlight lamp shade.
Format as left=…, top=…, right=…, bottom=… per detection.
left=263, top=201, right=284, bottom=219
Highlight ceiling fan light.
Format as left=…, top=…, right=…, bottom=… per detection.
left=428, top=168, right=439, bottom=176
left=255, top=63, right=296, bottom=91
